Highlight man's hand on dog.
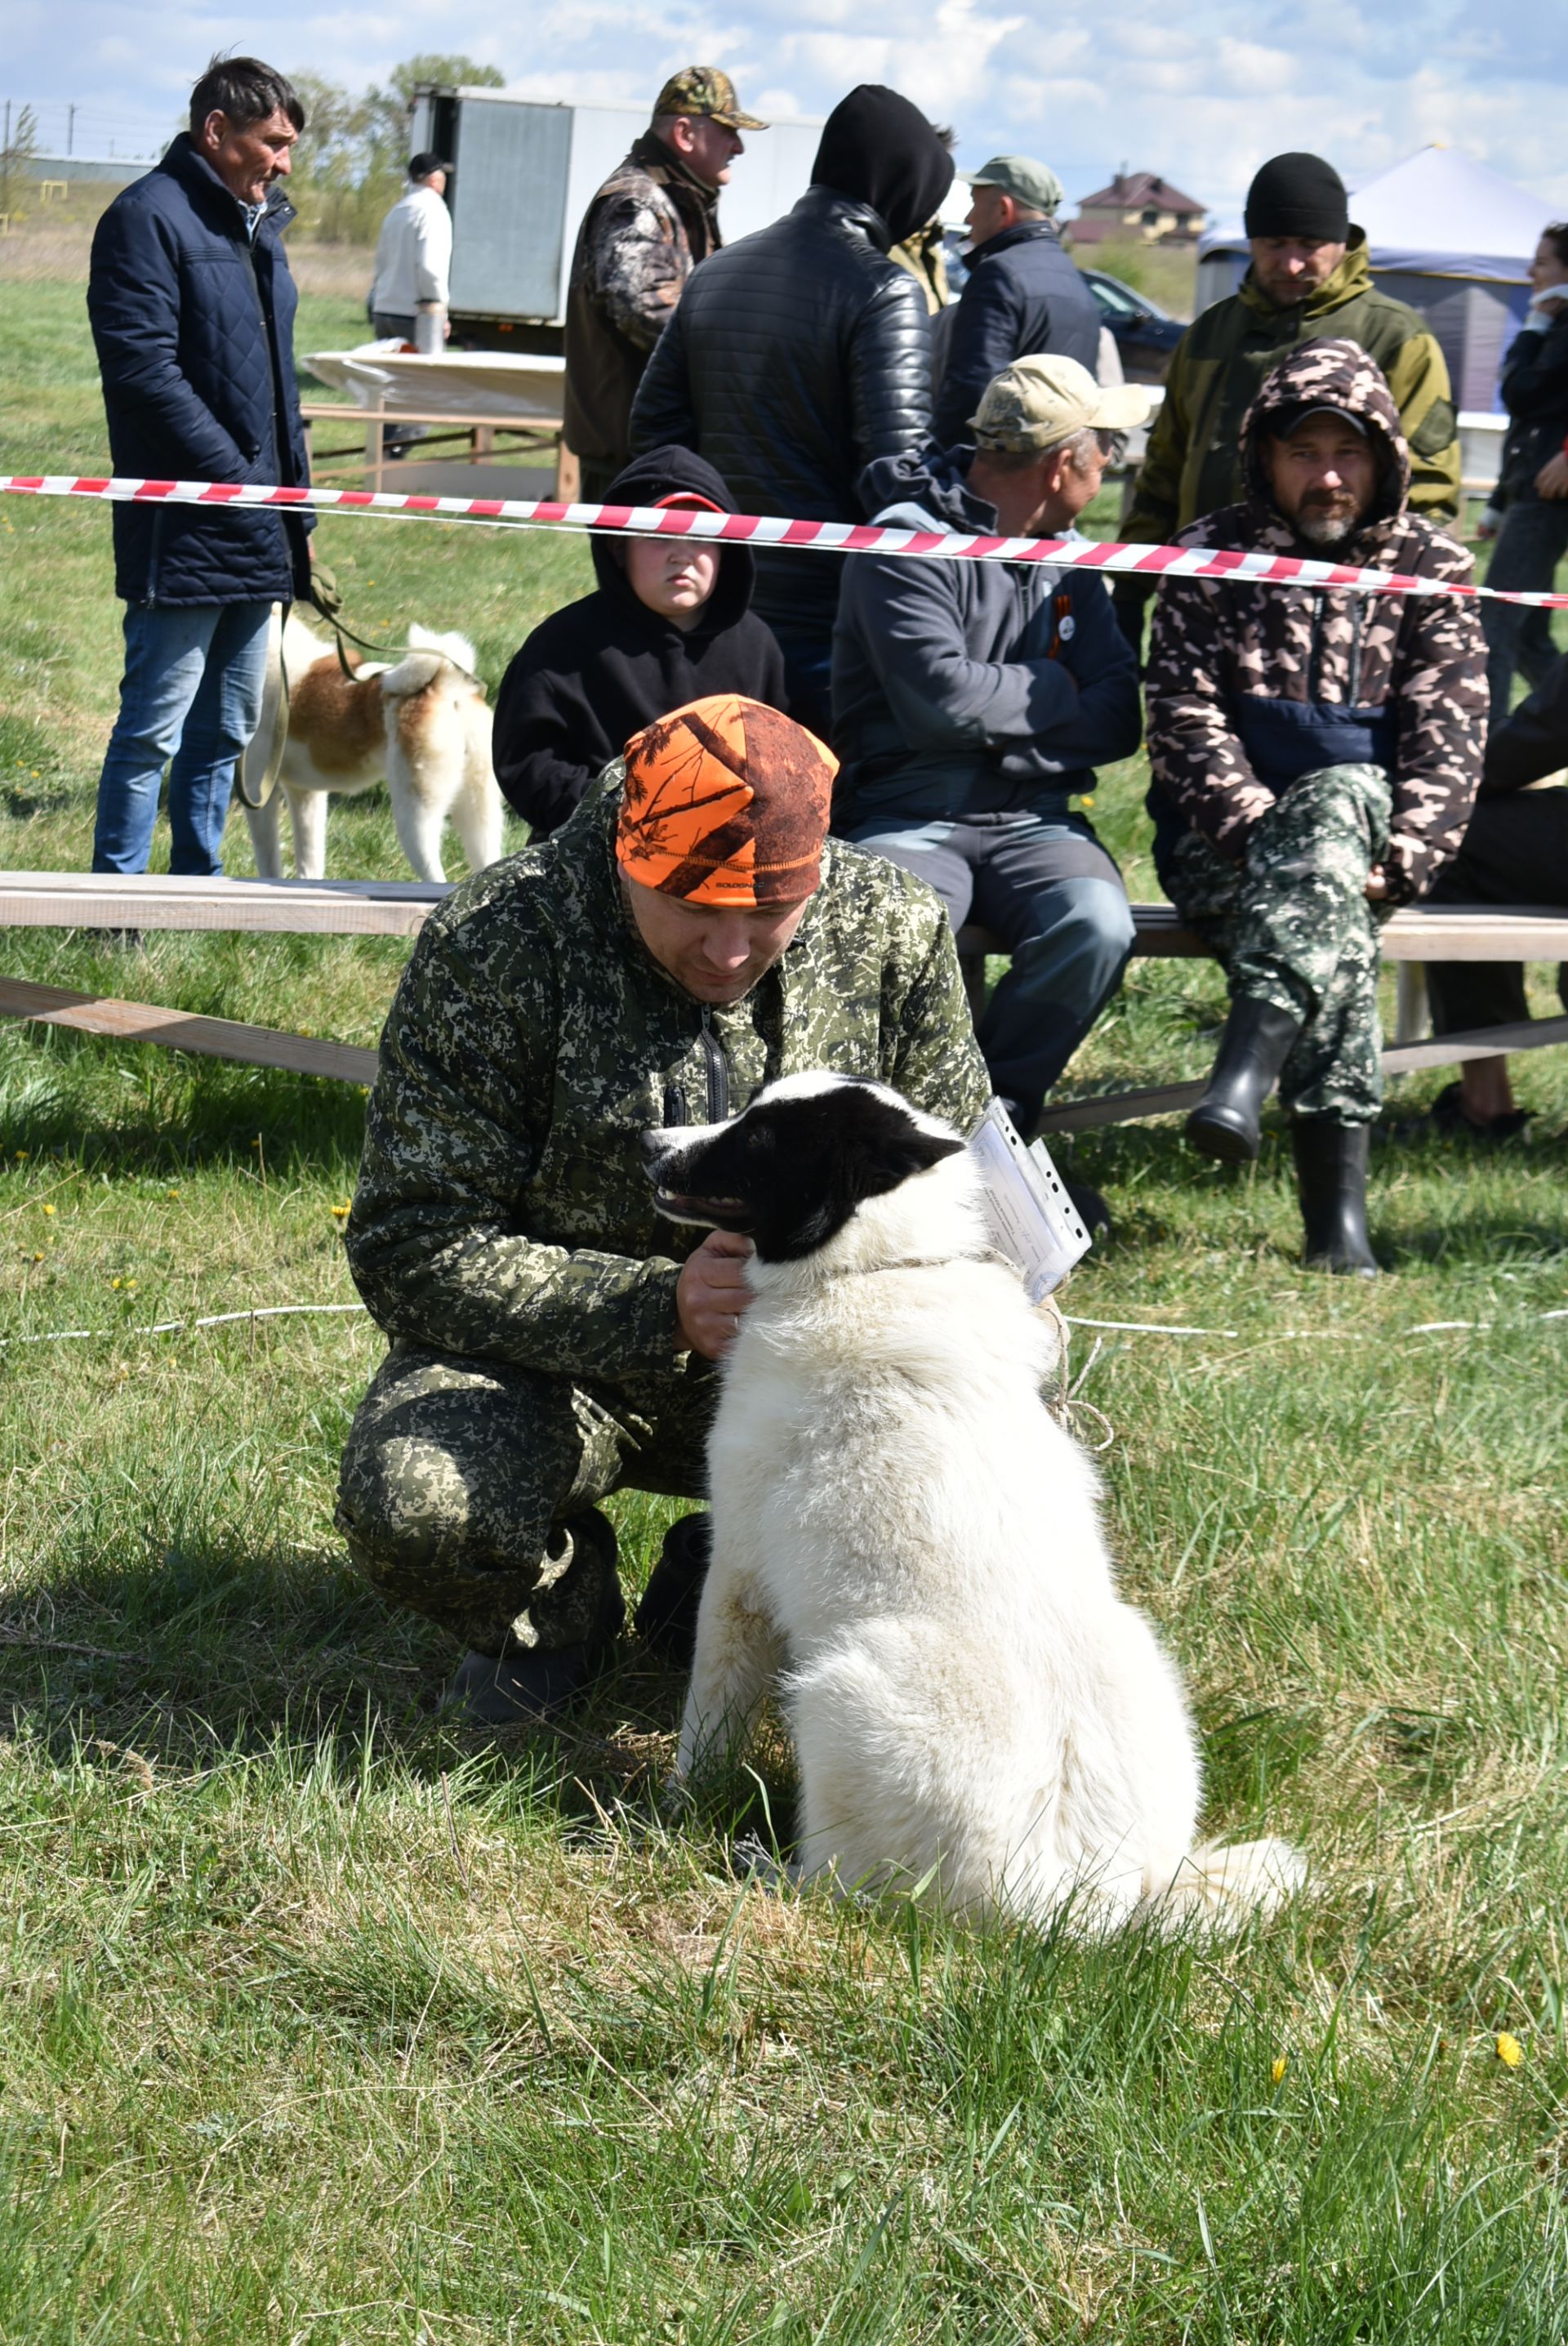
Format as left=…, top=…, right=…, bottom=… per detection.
left=677, top=1229, right=755, bottom=1358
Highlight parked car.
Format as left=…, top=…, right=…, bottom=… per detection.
left=1076, top=269, right=1186, bottom=382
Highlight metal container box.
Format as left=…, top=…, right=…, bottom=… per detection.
left=410, top=86, right=826, bottom=352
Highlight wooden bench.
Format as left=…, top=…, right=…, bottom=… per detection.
left=300, top=402, right=570, bottom=497
left=1, top=875, right=1565, bottom=1124
left=956, top=904, right=1568, bottom=1132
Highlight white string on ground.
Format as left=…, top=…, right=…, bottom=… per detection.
left=0, top=1301, right=370, bottom=1349
left=1065, top=1316, right=1241, bottom=1337
left=1, top=1298, right=1561, bottom=1354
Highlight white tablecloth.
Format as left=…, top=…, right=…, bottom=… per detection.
left=303, top=343, right=566, bottom=419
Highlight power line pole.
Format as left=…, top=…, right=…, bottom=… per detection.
left=67, top=103, right=75, bottom=158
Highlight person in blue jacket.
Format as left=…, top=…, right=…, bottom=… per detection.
left=833, top=354, right=1150, bottom=1145
left=933, top=154, right=1101, bottom=449
left=87, top=56, right=313, bottom=877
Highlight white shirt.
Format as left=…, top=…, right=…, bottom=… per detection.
left=370, top=182, right=452, bottom=314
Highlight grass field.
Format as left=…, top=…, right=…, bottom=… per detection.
left=1, top=261, right=1567, bottom=2344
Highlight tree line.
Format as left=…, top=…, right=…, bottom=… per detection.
left=285, top=54, right=503, bottom=245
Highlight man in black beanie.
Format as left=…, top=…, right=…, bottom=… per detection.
left=1116, top=150, right=1460, bottom=651
left=630, top=84, right=952, bottom=736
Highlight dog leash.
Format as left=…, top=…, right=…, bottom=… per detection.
left=305, top=563, right=485, bottom=690
left=237, top=604, right=289, bottom=810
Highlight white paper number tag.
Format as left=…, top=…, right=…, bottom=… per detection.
left=968, top=1099, right=1091, bottom=1301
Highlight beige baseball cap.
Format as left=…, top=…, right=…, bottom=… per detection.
left=969, top=355, right=1152, bottom=452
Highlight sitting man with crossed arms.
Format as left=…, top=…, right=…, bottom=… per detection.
left=336, top=695, right=989, bottom=1723
left=832, top=355, right=1148, bottom=1170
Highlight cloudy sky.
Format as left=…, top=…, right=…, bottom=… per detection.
left=10, top=0, right=1568, bottom=216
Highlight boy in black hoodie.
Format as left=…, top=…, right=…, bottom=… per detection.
left=493, top=446, right=787, bottom=836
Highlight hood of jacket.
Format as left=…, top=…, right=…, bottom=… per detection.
left=596, top=444, right=757, bottom=633
left=857, top=444, right=998, bottom=533
left=1239, top=225, right=1373, bottom=323
left=810, top=84, right=955, bottom=249
left=1240, top=336, right=1411, bottom=537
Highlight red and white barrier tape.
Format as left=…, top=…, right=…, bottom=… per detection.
left=6, top=471, right=1566, bottom=607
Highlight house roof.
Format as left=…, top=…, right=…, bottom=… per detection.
left=1076, top=172, right=1205, bottom=216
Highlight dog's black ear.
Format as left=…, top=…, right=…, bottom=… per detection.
left=844, top=1114, right=965, bottom=1205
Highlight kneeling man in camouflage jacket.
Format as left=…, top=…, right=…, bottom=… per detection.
left=338, top=694, right=989, bottom=1721
left=1144, top=340, right=1486, bottom=1273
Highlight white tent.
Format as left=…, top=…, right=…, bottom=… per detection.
left=1196, top=146, right=1552, bottom=412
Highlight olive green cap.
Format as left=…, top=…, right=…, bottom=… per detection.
left=964, top=154, right=1066, bottom=217
left=653, top=67, right=767, bottom=131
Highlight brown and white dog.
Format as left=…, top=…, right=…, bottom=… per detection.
left=243, top=612, right=504, bottom=883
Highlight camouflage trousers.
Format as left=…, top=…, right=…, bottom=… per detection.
left=1163, top=762, right=1392, bottom=1124
left=335, top=1341, right=715, bottom=1656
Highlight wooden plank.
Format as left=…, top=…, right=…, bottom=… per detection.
left=960, top=903, right=1568, bottom=966
left=1037, top=1013, right=1568, bottom=1134
left=0, top=871, right=448, bottom=937
left=0, top=978, right=379, bottom=1086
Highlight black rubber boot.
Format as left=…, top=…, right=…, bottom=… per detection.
left=1185, top=997, right=1303, bottom=1163
left=634, top=1511, right=711, bottom=1670
left=1292, top=1117, right=1379, bottom=1277
left=444, top=1510, right=625, bottom=1724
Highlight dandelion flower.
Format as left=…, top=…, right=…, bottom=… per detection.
left=1496, top=2032, right=1524, bottom=2067
left=332, top=1202, right=351, bottom=1219
left=1271, top=2054, right=1289, bottom=2084
left=166, top=1188, right=180, bottom=1200
left=14, top=1149, right=27, bottom=1160
left=42, top=1203, right=56, bottom=1216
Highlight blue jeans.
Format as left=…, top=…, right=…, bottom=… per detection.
left=842, top=806, right=1136, bottom=1126
left=1481, top=494, right=1568, bottom=725
left=93, top=601, right=272, bottom=874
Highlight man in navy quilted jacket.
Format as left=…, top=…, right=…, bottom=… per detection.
left=87, top=57, right=313, bottom=876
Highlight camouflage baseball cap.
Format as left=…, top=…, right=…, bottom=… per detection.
left=969, top=354, right=1151, bottom=451
left=653, top=67, right=767, bottom=131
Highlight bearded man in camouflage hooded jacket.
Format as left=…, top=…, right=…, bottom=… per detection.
left=337, top=694, right=990, bottom=1723
left=1144, top=339, right=1486, bottom=1273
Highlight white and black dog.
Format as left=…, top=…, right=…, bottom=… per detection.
left=644, top=1073, right=1303, bottom=1933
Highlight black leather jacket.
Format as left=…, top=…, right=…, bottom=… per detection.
left=629, top=186, right=934, bottom=635
left=1499, top=313, right=1568, bottom=500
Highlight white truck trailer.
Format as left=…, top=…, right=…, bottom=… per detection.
left=409, top=85, right=826, bottom=354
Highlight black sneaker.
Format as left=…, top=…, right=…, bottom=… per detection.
left=1427, top=1081, right=1530, bottom=1146
left=1063, top=1176, right=1112, bottom=1240
left=634, top=1511, right=711, bottom=1669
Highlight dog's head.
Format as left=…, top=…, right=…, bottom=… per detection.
left=642, top=1073, right=967, bottom=1264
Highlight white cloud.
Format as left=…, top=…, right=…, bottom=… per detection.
left=10, top=0, right=1568, bottom=216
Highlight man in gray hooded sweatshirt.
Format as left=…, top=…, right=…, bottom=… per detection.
left=832, top=355, right=1149, bottom=1140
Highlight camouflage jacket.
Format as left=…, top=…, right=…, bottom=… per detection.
left=1121, top=234, right=1461, bottom=548
left=1144, top=341, right=1486, bottom=905
left=345, top=781, right=991, bottom=1382
left=564, top=136, right=721, bottom=471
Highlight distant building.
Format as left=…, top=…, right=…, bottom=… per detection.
left=21, top=154, right=149, bottom=186
left=1068, top=171, right=1205, bottom=249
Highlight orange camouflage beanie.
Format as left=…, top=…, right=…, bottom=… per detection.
left=615, top=695, right=838, bottom=905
